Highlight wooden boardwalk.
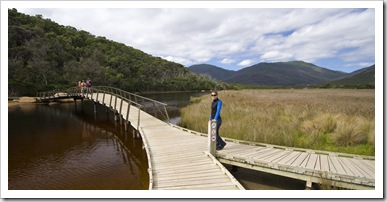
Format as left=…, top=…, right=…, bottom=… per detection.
left=171, top=125, right=375, bottom=190
left=216, top=141, right=375, bottom=190
left=36, top=87, right=375, bottom=190
left=84, top=92, right=245, bottom=190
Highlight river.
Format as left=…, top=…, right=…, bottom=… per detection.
left=8, top=92, right=305, bottom=190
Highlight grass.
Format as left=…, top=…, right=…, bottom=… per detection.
left=179, top=89, right=375, bottom=156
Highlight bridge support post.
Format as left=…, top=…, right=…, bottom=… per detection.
left=73, top=99, right=77, bottom=110
left=94, top=102, right=97, bottom=114
left=125, top=105, right=130, bottom=131
left=120, top=115, right=124, bottom=125
left=208, top=121, right=217, bottom=156
left=124, top=121, right=128, bottom=131
left=305, top=181, right=313, bottom=190
left=114, top=110, right=120, bottom=122
left=133, top=130, right=140, bottom=139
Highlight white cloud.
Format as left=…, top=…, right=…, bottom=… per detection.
left=16, top=7, right=375, bottom=71
left=238, top=59, right=253, bottom=66
left=220, top=58, right=235, bottom=64
left=345, top=62, right=374, bottom=68
left=161, top=56, right=194, bottom=66
left=261, top=51, right=293, bottom=61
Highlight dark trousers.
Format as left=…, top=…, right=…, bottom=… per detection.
left=216, top=119, right=226, bottom=147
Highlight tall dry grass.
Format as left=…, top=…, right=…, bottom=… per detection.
left=179, top=89, right=375, bottom=156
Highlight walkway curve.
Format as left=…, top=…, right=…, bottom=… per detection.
left=84, top=91, right=245, bottom=190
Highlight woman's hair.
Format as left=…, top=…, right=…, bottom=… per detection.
left=211, top=90, right=218, bottom=95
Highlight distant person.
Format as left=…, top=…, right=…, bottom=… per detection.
left=209, top=90, right=226, bottom=150
left=86, top=78, right=92, bottom=94
left=82, top=80, right=86, bottom=96
left=78, top=81, right=82, bottom=93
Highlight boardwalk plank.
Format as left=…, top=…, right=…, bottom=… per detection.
left=156, top=182, right=239, bottom=190
left=154, top=177, right=231, bottom=189
left=276, top=152, right=301, bottom=165
left=233, top=147, right=268, bottom=156
left=256, top=149, right=287, bottom=161
left=262, top=150, right=291, bottom=162
left=339, top=157, right=363, bottom=177
left=329, top=156, right=347, bottom=175
left=219, top=145, right=258, bottom=154
left=155, top=172, right=227, bottom=182
left=290, top=152, right=309, bottom=167
left=319, top=155, right=330, bottom=172
left=155, top=167, right=224, bottom=179
left=345, top=158, right=374, bottom=179
left=314, top=155, right=321, bottom=170
left=361, top=159, right=375, bottom=171
left=152, top=155, right=206, bottom=164
left=305, top=154, right=318, bottom=170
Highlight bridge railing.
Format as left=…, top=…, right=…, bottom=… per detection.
left=37, top=86, right=170, bottom=123
left=36, top=89, right=73, bottom=100
left=91, top=86, right=170, bottom=122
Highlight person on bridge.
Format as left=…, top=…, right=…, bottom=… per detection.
left=82, top=80, right=86, bottom=96
left=210, top=90, right=226, bottom=150
left=86, top=78, right=92, bottom=95
left=78, top=81, right=82, bottom=93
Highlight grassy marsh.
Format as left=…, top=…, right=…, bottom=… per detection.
left=180, top=89, right=375, bottom=156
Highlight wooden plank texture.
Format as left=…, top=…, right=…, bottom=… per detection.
left=85, top=93, right=245, bottom=190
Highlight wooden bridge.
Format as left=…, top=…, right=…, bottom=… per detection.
left=36, top=87, right=375, bottom=190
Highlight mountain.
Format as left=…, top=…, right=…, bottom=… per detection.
left=225, top=61, right=346, bottom=86
left=326, top=65, right=375, bottom=88
left=189, top=61, right=347, bottom=87
left=188, top=64, right=235, bottom=81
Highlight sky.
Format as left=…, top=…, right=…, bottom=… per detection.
left=15, top=4, right=376, bottom=73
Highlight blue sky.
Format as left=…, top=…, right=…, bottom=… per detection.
left=15, top=4, right=376, bottom=73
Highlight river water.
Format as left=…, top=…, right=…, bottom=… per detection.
left=8, top=92, right=305, bottom=190
left=8, top=101, right=148, bottom=190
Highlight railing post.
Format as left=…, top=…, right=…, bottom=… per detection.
left=163, top=105, right=169, bottom=123
left=114, top=94, right=118, bottom=111
left=137, top=108, right=141, bottom=132
left=125, top=102, right=131, bottom=131
left=153, top=102, right=157, bottom=118
left=208, top=121, right=217, bottom=156
left=109, top=93, right=113, bottom=108
left=96, top=91, right=99, bottom=103
left=119, top=98, right=123, bottom=125
left=94, top=102, right=97, bottom=114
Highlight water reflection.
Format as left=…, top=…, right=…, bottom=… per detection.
left=140, top=91, right=206, bottom=124
left=8, top=101, right=148, bottom=190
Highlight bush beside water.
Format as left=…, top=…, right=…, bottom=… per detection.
left=180, top=89, right=375, bottom=156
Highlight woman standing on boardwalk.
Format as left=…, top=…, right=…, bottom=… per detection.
left=210, top=91, right=226, bottom=150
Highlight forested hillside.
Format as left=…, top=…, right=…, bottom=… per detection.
left=8, top=9, right=229, bottom=96
left=324, top=65, right=375, bottom=88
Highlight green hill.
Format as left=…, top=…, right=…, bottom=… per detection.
left=8, top=9, right=228, bottom=96
left=188, top=64, right=235, bottom=81
left=190, top=61, right=347, bottom=87
left=323, top=65, right=375, bottom=88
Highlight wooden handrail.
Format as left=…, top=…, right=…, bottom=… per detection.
left=36, top=86, right=170, bottom=123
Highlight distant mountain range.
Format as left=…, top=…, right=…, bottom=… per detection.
left=326, top=65, right=375, bottom=87
left=188, top=61, right=375, bottom=87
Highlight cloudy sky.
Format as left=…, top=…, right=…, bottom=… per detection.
left=15, top=3, right=376, bottom=73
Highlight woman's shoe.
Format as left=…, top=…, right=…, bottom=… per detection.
left=219, top=142, right=226, bottom=150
